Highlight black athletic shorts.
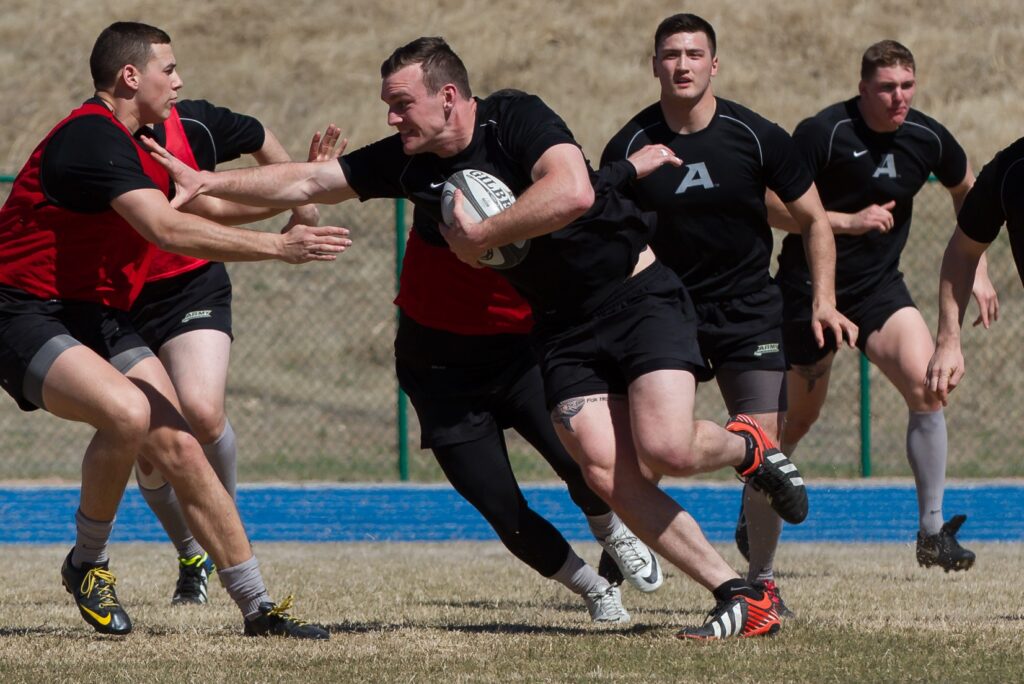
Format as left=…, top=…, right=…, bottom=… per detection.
left=129, top=262, right=233, bottom=353
left=693, top=283, right=787, bottom=382
left=531, top=260, right=704, bottom=409
left=781, top=272, right=916, bottom=366
left=0, top=286, right=153, bottom=411
left=395, top=312, right=543, bottom=448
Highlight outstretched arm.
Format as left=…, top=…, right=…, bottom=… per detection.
left=111, top=188, right=351, bottom=264
left=143, top=133, right=357, bottom=209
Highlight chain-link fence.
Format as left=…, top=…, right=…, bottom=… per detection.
left=0, top=181, right=1021, bottom=481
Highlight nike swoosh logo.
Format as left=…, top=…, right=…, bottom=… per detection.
left=429, top=181, right=445, bottom=189
left=853, top=150, right=869, bottom=158
left=642, top=555, right=660, bottom=584
left=80, top=604, right=112, bottom=626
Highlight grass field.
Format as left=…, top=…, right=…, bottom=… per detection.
left=2, top=542, right=1022, bottom=682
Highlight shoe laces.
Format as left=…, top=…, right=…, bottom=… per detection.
left=80, top=568, right=120, bottom=610
left=587, top=587, right=626, bottom=618
left=267, top=595, right=310, bottom=626
left=608, top=535, right=648, bottom=574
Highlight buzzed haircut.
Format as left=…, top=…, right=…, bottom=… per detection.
left=381, top=37, right=473, bottom=98
left=654, top=13, right=717, bottom=56
left=90, top=21, right=171, bottom=90
left=860, top=40, right=915, bottom=80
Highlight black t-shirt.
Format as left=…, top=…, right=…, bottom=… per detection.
left=151, top=99, right=265, bottom=172
left=777, top=97, right=968, bottom=296
left=602, top=98, right=812, bottom=301
left=958, top=137, right=1024, bottom=286
left=340, top=90, right=653, bottom=320
left=39, top=97, right=159, bottom=213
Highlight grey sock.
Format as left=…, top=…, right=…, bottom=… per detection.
left=138, top=481, right=204, bottom=558
left=72, top=508, right=114, bottom=567
left=203, top=419, right=238, bottom=500
left=218, top=555, right=271, bottom=619
left=550, top=550, right=608, bottom=595
left=586, top=511, right=622, bottom=541
left=907, top=409, right=948, bottom=536
left=742, top=484, right=783, bottom=584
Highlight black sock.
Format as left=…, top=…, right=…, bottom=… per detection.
left=734, top=433, right=756, bottom=474
left=713, top=578, right=760, bottom=602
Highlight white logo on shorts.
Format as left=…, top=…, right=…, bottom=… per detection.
left=753, top=343, right=780, bottom=357
left=181, top=310, right=213, bottom=324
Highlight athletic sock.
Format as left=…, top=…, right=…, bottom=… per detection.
left=202, top=419, right=238, bottom=500
left=586, top=511, right=622, bottom=541
left=734, top=432, right=756, bottom=474
left=72, top=508, right=114, bottom=567
left=218, top=555, right=271, bottom=619
left=713, top=577, right=759, bottom=602
left=742, top=485, right=782, bottom=584
left=907, top=409, right=948, bottom=536
left=138, top=481, right=204, bottom=559
left=550, top=550, right=609, bottom=595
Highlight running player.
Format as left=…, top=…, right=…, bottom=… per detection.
left=0, top=22, right=343, bottom=637
left=129, top=100, right=322, bottom=605
left=769, top=40, right=998, bottom=571
left=928, top=137, right=1022, bottom=401
left=602, top=13, right=856, bottom=617
left=150, top=36, right=811, bottom=639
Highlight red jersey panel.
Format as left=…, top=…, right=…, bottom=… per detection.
left=0, top=103, right=170, bottom=309
left=395, top=230, right=533, bottom=335
left=145, top=107, right=210, bottom=282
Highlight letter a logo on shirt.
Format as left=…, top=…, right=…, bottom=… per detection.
left=675, top=162, right=715, bottom=194
left=872, top=153, right=898, bottom=179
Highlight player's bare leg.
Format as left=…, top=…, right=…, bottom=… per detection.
left=780, top=352, right=835, bottom=456
left=552, top=392, right=738, bottom=590
left=865, top=307, right=974, bottom=571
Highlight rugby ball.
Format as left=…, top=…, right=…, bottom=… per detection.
left=440, top=169, right=530, bottom=270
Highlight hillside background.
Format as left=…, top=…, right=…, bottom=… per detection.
left=1, top=0, right=1022, bottom=481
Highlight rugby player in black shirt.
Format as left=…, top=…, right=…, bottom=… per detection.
left=769, top=40, right=999, bottom=572
left=151, top=36, right=814, bottom=639
left=603, top=13, right=856, bottom=618
left=928, top=137, right=1024, bottom=401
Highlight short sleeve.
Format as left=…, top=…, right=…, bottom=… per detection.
left=40, top=116, right=160, bottom=212
left=791, top=116, right=832, bottom=178
left=957, top=151, right=1007, bottom=244
left=493, top=93, right=580, bottom=175
left=761, top=122, right=813, bottom=203
left=338, top=134, right=409, bottom=201
left=175, top=99, right=266, bottom=166
left=929, top=121, right=968, bottom=188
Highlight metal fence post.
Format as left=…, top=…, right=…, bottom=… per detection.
left=859, top=352, right=871, bottom=477
left=395, top=198, right=409, bottom=481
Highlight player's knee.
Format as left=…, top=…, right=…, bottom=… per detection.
left=145, top=428, right=206, bottom=477
left=99, top=389, right=151, bottom=446
left=180, top=398, right=225, bottom=444
left=636, top=432, right=698, bottom=477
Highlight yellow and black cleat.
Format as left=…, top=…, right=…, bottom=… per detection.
left=244, top=595, right=329, bottom=640
left=61, top=549, right=133, bottom=635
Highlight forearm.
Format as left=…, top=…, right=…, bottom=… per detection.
left=180, top=194, right=286, bottom=225
left=153, top=211, right=286, bottom=262
left=803, top=215, right=838, bottom=305
left=935, top=242, right=982, bottom=346
left=475, top=168, right=593, bottom=248
left=198, top=160, right=348, bottom=207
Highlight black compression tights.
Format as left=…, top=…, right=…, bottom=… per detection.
left=433, top=414, right=609, bottom=578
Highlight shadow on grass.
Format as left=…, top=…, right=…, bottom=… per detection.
left=440, top=622, right=663, bottom=637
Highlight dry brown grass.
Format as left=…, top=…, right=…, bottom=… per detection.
left=1, top=542, right=1022, bottom=682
